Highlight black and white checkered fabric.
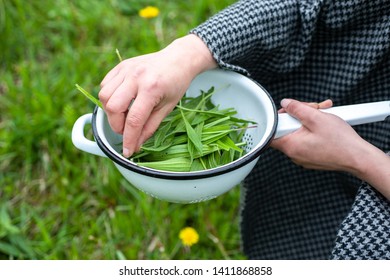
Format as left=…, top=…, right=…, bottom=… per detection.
left=191, top=0, right=390, bottom=259
left=331, top=182, right=390, bottom=259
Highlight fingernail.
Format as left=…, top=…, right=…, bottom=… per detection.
left=280, top=98, right=292, bottom=108
left=123, top=148, right=130, bottom=158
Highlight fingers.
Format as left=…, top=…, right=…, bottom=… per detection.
left=270, top=99, right=323, bottom=151
left=122, top=97, right=154, bottom=157
left=121, top=84, right=172, bottom=157
left=136, top=104, right=175, bottom=149
left=100, top=64, right=120, bottom=87
left=277, top=99, right=333, bottom=113
left=280, top=98, right=320, bottom=126
left=317, top=99, right=333, bottom=109
left=101, top=78, right=138, bottom=134
left=100, top=74, right=172, bottom=157
left=98, top=60, right=181, bottom=158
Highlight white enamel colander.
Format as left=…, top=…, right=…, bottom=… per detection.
left=72, top=69, right=390, bottom=203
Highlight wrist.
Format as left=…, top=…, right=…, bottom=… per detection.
left=169, top=34, right=217, bottom=75
left=351, top=143, right=390, bottom=199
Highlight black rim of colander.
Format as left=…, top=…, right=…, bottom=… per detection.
left=91, top=83, right=277, bottom=180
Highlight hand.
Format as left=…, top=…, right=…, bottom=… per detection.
left=271, top=99, right=390, bottom=199
left=99, top=35, right=217, bottom=157
left=271, top=98, right=365, bottom=172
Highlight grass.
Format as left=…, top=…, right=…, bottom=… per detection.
left=0, top=0, right=246, bottom=259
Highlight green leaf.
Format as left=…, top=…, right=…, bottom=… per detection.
left=116, top=48, right=123, bottom=62
left=153, top=121, right=172, bottom=148
left=202, top=125, right=232, bottom=133
left=75, top=84, right=103, bottom=108
left=216, top=136, right=243, bottom=152
left=180, top=106, right=203, bottom=154
left=190, top=159, right=205, bottom=171
left=220, top=150, right=232, bottom=166
left=202, top=131, right=231, bottom=145
left=136, top=157, right=192, bottom=172
left=207, top=151, right=220, bottom=169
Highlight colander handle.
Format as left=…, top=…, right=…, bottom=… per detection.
left=275, top=100, right=390, bottom=138
left=72, top=113, right=107, bottom=157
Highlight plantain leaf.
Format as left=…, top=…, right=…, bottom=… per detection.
left=154, top=121, right=172, bottom=148
left=180, top=106, right=203, bottom=155
left=220, top=150, right=232, bottom=166
left=216, top=136, right=243, bottom=152
left=136, top=157, right=192, bottom=172
left=207, top=151, right=220, bottom=169
left=190, top=159, right=205, bottom=171
left=75, top=84, right=103, bottom=108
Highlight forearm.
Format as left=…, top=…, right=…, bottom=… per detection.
left=190, top=0, right=324, bottom=74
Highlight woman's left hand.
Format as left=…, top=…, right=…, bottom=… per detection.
left=271, top=98, right=390, bottom=199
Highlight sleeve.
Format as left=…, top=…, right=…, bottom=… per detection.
left=331, top=160, right=390, bottom=260
left=190, top=0, right=324, bottom=76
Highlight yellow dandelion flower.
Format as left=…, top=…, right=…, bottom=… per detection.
left=139, top=6, right=160, bottom=19
left=179, top=227, right=199, bottom=247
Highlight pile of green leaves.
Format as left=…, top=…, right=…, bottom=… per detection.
left=133, top=87, right=255, bottom=172
left=76, top=85, right=255, bottom=172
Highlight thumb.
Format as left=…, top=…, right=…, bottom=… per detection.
left=280, top=98, right=319, bottom=126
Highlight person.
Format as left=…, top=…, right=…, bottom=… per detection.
left=99, top=0, right=390, bottom=259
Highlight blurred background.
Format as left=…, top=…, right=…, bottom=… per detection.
left=0, top=0, right=246, bottom=259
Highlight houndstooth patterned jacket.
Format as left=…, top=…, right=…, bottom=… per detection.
left=191, top=0, right=390, bottom=259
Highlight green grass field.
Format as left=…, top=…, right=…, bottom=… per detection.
left=0, top=0, right=246, bottom=260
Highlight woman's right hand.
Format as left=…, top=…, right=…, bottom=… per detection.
left=98, top=34, right=217, bottom=157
